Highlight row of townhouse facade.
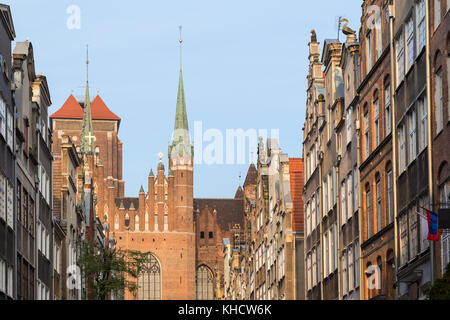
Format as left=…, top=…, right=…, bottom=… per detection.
left=223, top=138, right=305, bottom=300
left=0, top=3, right=107, bottom=300
left=303, top=0, right=450, bottom=300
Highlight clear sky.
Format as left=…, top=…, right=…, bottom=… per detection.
left=5, top=0, right=362, bottom=198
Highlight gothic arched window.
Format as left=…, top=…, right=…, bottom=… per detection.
left=137, top=253, right=161, bottom=300
left=196, top=265, right=214, bottom=300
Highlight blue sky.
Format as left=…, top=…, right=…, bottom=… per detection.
left=5, top=0, right=362, bottom=198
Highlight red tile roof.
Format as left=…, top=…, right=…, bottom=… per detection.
left=289, top=158, right=304, bottom=232
left=50, top=94, right=120, bottom=121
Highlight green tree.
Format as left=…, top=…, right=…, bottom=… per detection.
left=77, top=239, right=151, bottom=300
left=427, top=263, right=450, bottom=300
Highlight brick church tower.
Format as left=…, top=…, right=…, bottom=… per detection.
left=50, top=38, right=245, bottom=300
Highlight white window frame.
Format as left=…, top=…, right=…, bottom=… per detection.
left=416, top=0, right=426, bottom=53
left=0, top=97, right=5, bottom=139
left=374, top=98, right=380, bottom=147
left=395, top=30, right=405, bottom=86
left=435, top=0, right=442, bottom=30
left=406, top=16, right=415, bottom=71
left=399, top=123, right=406, bottom=172
left=385, top=84, right=392, bottom=136
left=408, top=108, right=417, bottom=164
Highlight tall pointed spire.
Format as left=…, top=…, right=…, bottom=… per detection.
left=174, top=26, right=189, bottom=132
left=80, top=45, right=95, bottom=155
left=169, top=26, right=192, bottom=165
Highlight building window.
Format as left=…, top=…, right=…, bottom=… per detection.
left=200, top=231, right=205, bottom=239
left=387, top=168, right=394, bottom=225
left=342, top=251, right=348, bottom=296
left=154, top=214, right=158, bottom=231
left=312, top=248, right=317, bottom=287
left=399, top=213, right=408, bottom=266
left=435, top=69, right=443, bottom=134
left=409, top=208, right=418, bottom=259
left=376, top=175, right=382, bottom=233
left=0, top=97, right=5, bottom=139
left=7, top=266, right=13, bottom=297
left=385, top=84, right=392, bottom=136
left=435, top=0, right=442, bottom=30
left=408, top=108, right=417, bottom=163
left=398, top=123, right=406, bottom=172
left=347, top=174, right=353, bottom=221
left=418, top=95, right=428, bottom=152
left=419, top=195, right=431, bottom=252
left=395, top=30, right=405, bottom=86
left=6, top=180, right=13, bottom=229
left=306, top=202, right=311, bottom=237
left=137, top=253, right=161, bottom=300
left=367, top=30, right=373, bottom=72
left=366, top=184, right=371, bottom=239
left=364, top=106, right=369, bottom=159
left=332, top=168, right=337, bottom=206
left=124, top=213, right=130, bottom=228
left=0, top=173, right=5, bottom=222
left=135, top=215, right=140, bottom=231
left=196, top=265, right=214, bottom=300
left=341, top=181, right=346, bottom=227
left=416, top=0, right=426, bottom=52
left=0, top=259, right=5, bottom=293
left=374, top=97, right=380, bottom=147
left=375, top=17, right=382, bottom=60
left=348, top=247, right=354, bottom=292
left=355, top=240, right=360, bottom=288
left=209, top=232, right=213, bottom=239
left=346, top=107, right=352, bottom=144
left=6, top=109, right=13, bottom=149
left=406, top=16, right=414, bottom=71
left=307, top=253, right=312, bottom=291
left=163, top=215, right=168, bottom=231
left=312, top=195, right=317, bottom=231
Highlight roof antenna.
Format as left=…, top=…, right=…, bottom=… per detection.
left=86, top=44, right=89, bottom=84
left=179, top=25, right=183, bottom=68
left=337, top=16, right=342, bottom=42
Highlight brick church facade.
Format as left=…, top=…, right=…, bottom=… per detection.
left=50, top=59, right=249, bottom=300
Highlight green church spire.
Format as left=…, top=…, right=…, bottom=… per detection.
left=174, top=25, right=189, bottom=133
left=80, top=45, right=95, bottom=155
left=170, top=26, right=191, bottom=159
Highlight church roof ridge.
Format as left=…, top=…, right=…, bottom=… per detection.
left=50, top=94, right=121, bottom=122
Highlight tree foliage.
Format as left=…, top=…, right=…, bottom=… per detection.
left=427, top=262, right=450, bottom=300
left=77, top=239, right=151, bottom=300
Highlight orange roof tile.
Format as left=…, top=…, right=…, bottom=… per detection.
left=91, top=95, right=121, bottom=121
left=50, top=94, right=83, bottom=119
left=50, top=94, right=120, bottom=121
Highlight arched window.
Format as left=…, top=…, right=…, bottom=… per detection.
left=124, top=213, right=130, bottom=228
left=137, top=253, right=161, bottom=300
left=375, top=173, right=381, bottom=233
left=145, top=212, right=149, bottom=231
left=135, top=215, right=139, bottom=231
left=196, top=265, right=214, bottom=300
left=386, top=162, right=394, bottom=225
left=366, top=183, right=371, bottom=239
